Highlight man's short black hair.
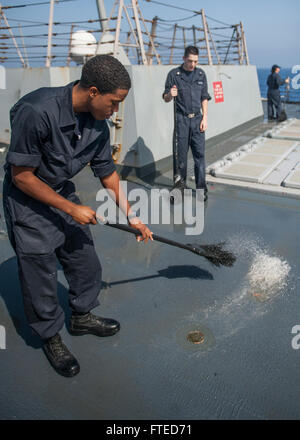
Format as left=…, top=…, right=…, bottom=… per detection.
left=271, top=64, right=280, bottom=73
left=80, top=54, right=131, bottom=94
left=184, top=46, right=199, bottom=58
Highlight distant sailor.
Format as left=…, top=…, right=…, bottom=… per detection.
left=267, top=64, right=290, bottom=121
left=2, top=55, right=153, bottom=378
left=163, top=46, right=211, bottom=201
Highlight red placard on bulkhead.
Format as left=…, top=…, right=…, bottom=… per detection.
left=213, top=81, right=224, bottom=103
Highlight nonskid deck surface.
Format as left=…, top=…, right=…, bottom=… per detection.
left=194, top=103, right=300, bottom=198
left=265, top=118, right=300, bottom=141
left=0, top=103, right=300, bottom=420
left=207, top=134, right=300, bottom=194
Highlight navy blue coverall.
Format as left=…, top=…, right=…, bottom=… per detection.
left=267, top=72, right=286, bottom=120
left=2, top=81, right=116, bottom=340
left=163, top=65, right=211, bottom=190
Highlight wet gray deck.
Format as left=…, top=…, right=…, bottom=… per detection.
left=1, top=103, right=300, bottom=420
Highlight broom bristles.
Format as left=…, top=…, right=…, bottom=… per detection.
left=187, top=242, right=236, bottom=267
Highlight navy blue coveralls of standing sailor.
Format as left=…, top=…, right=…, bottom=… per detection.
left=163, top=46, right=211, bottom=199
left=267, top=64, right=290, bottom=121
left=2, top=55, right=152, bottom=378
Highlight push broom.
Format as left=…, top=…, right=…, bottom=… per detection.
left=101, top=220, right=236, bottom=268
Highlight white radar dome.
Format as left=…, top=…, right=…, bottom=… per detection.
left=70, top=30, right=97, bottom=64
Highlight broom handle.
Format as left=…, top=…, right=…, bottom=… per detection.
left=103, top=221, right=196, bottom=254
left=173, top=96, right=179, bottom=180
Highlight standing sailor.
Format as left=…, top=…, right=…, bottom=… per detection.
left=267, top=64, right=290, bottom=121
left=2, top=55, right=153, bottom=377
left=163, top=46, right=211, bottom=200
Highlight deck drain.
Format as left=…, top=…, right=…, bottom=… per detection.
left=187, top=330, right=205, bottom=344
left=176, top=324, right=215, bottom=351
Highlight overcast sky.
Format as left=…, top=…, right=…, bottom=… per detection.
left=1, top=0, right=299, bottom=68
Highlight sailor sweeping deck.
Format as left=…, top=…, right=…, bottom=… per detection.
left=2, top=55, right=153, bottom=377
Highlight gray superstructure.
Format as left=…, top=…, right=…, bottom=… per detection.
left=0, top=64, right=263, bottom=177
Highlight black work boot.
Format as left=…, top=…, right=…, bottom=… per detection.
left=43, top=333, right=80, bottom=377
left=69, top=312, right=120, bottom=337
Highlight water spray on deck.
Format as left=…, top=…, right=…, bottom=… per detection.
left=181, top=233, right=293, bottom=345
left=226, top=234, right=291, bottom=302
